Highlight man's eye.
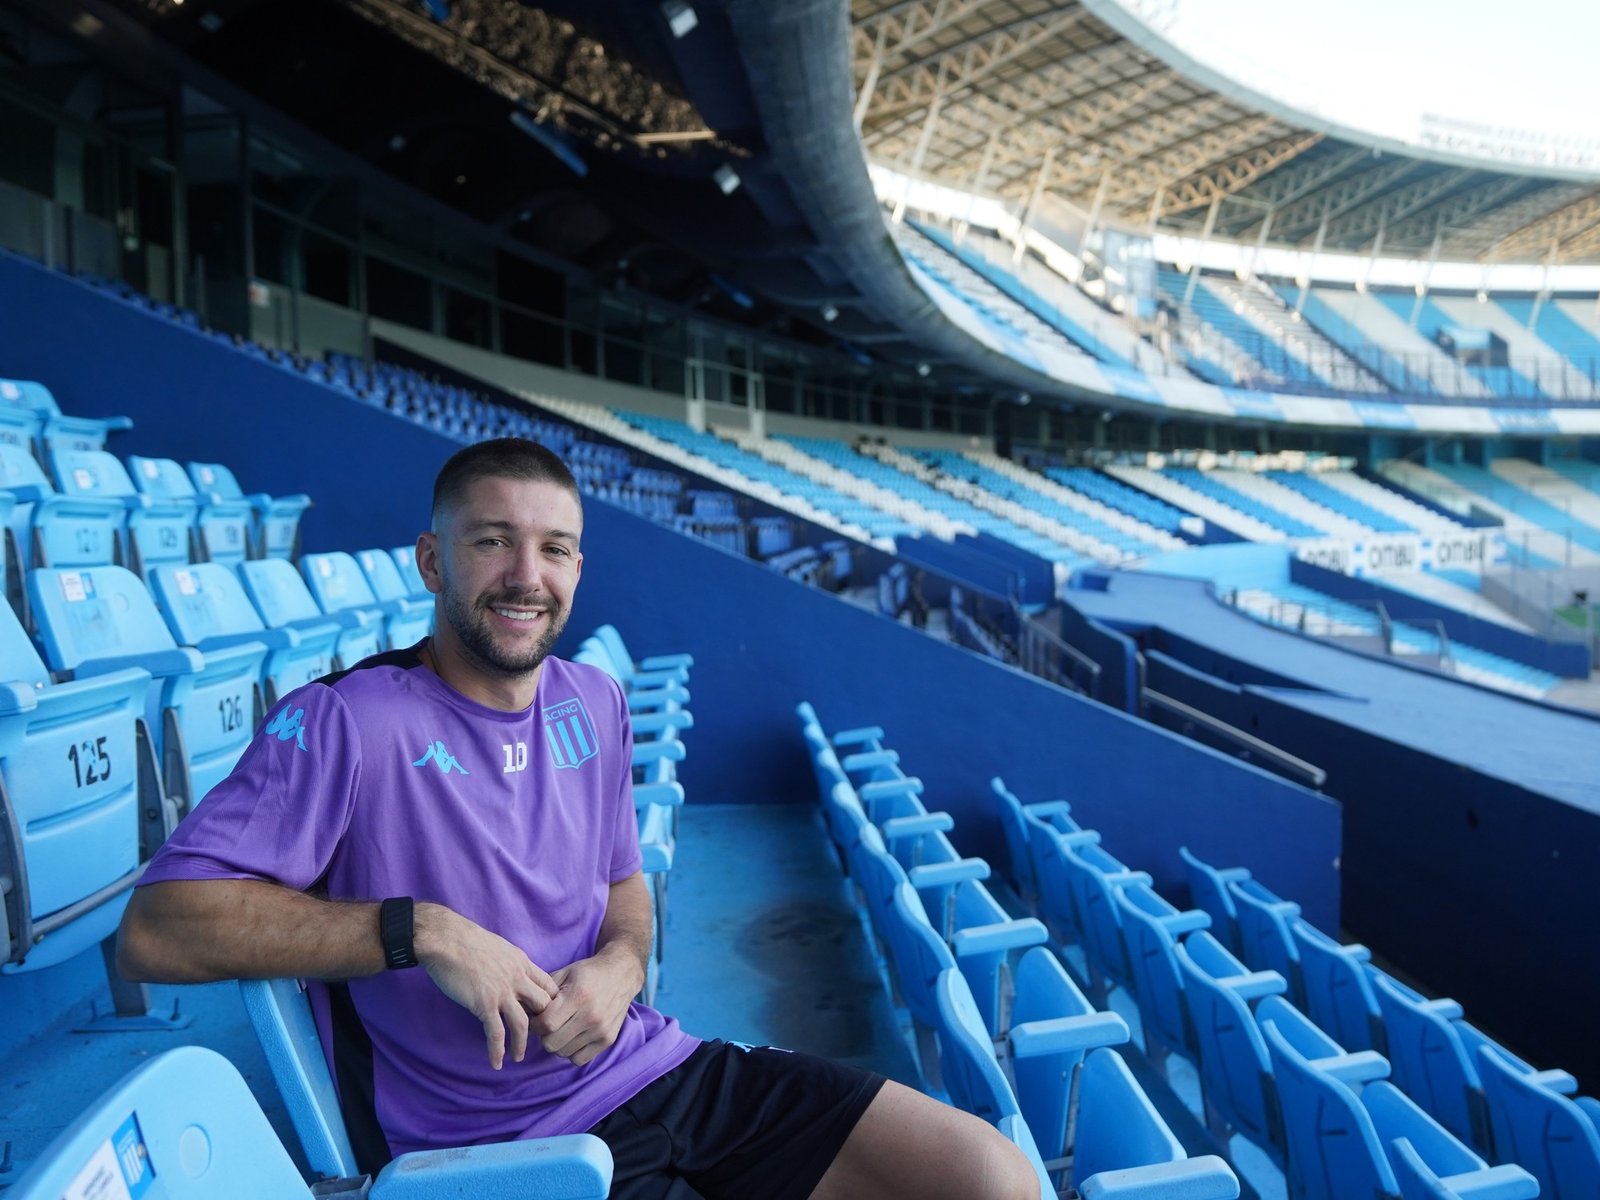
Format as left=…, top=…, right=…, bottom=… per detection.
left=477, top=538, right=506, bottom=548
left=545, top=545, right=571, bottom=557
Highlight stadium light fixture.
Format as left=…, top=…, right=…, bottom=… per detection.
left=713, top=164, right=741, bottom=194
left=662, top=1, right=698, bottom=37
left=820, top=304, right=839, bottom=322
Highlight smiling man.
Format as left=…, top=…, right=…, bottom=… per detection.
left=118, top=438, right=1036, bottom=1200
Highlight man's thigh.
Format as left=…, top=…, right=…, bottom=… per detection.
left=588, top=1040, right=884, bottom=1200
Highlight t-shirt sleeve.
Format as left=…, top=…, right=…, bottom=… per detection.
left=138, top=683, right=362, bottom=892
left=606, top=676, right=643, bottom=883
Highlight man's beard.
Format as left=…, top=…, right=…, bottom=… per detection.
left=443, top=584, right=569, bottom=677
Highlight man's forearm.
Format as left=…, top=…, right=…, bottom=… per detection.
left=117, top=878, right=390, bottom=983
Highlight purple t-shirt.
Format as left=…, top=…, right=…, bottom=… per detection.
left=139, top=645, right=699, bottom=1156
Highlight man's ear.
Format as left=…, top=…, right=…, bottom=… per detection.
left=416, top=531, right=444, bottom=595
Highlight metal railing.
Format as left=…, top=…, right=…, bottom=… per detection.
left=1141, top=689, right=1327, bottom=790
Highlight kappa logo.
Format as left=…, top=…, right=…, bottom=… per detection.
left=265, top=705, right=308, bottom=751
left=542, top=697, right=598, bottom=770
left=413, top=739, right=469, bottom=775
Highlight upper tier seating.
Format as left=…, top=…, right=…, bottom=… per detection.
left=0, top=377, right=131, bottom=459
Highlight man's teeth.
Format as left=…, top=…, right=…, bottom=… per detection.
left=494, top=608, right=542, bottom=622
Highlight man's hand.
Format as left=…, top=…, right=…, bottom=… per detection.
left=533, top=943, right=645, bottom=1067
left=414, top=903, right=559, bottom=1070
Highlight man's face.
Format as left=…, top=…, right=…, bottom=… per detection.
left=422, top=475, right=584, bottom=680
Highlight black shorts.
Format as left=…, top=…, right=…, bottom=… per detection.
left=586, top=1040, right=887, bottom=1200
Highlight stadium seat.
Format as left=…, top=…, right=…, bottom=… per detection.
left=1114, top=880, right=1209, bottom=1066
left=49, top=449, right=197, bottom=583
left=1178, top=846, right=1251, bottom=958
left=1263, top=1017, right=1538, bottom=1200
left=592, top=622, right=692, bottom=684
left=389, top=544, right=430, bottom=599
left=1020, top=802, right=1100, bottom=947
left=239, top=557, right=384, bottom=670
left=187, top=460, right=310, bottom=559
left=1059, top=836, right=1148, bottom=999
left=301, top=550, right=431, bottom=652
left=1292, top=920, right=1387, bottom=1053
left=240, top=976, right=612, bottom=1196
left=29, top=565, right=265, bottom=814
left=355, top=547, right=435, bottom=631
left=0, top=442, right=125, bottom=598
left=127, top=454, right=253, bottom=566
left=149, top=563, right=341, bottom=705
left=0, top=593, right=159, bottom=974
left=1375, top=971, right=1579, bottom=1159
left=988, top=775, right=1076, bottom=908
left=0, top=377, right=131, bottom=460
left=1478, top=1042, right=1599, bottom=1198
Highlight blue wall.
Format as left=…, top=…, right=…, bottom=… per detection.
left=1056, top=596, right=1142, bottom=713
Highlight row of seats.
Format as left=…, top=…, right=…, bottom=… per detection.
left=798, top=703, right=1240, bottom=1199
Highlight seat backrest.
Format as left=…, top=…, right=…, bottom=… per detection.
left=301, top=552, right=381, bottom=614
left=1071, top=1047, right=1187, bottom=1187
left=1262, top=1017, right=1395, bottom=1198
left=389, top=545, right=429, bottom=599
left=188, top=460, right=246, bottom=499
left=0, top=440, right=52, bottom=494
left=149, top=563, right=267, bottom=642
left=0, top=590, right=51, bottom=689
left=355, top=548, right=411, bottom=605
left=1478, top=1043, right=1600, bottom=1200
left=1115, top=882, right=1194, bottom=1057
left=5, top=1045, right=309, bottom=1200
left=1174, top=931, right=1276, bottom=1144
left=238, top=978, right=360, bottom=1179
left=1292, top=920, right=1383, bottom=1053
left=30, top=565, right=177, bottom=670
left=1060, top=838, right=1134, bottom=985
left=127, top=455, right=199, bottom=501
left=0, top=378, right=61, bottom=418
left=933, top=966, right=1021, bottom=1127
left=1228, top=877, right=1302, bottom=1001
left=988, top=777, right=1036, bottom=899
left=1179, top=846, right=1245, bottom=956
left=239, top=558, right=325, bottom=627
left=50, top=448, right=137, bottom=501
left=1023, top=815, right=1082, bottom=941
left=1372, top=973, right=1479, bottom=1148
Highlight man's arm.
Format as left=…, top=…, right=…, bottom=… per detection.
left=119, top=879, right=558, bottom=1070
left=534, top=870, right=653, bottom=1066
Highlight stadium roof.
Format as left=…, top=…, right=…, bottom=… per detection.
left=851, top=0, right=1600, bottom=264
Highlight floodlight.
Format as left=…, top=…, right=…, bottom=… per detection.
left=713, top=164, right=740, bottom=194
left=662, top=1, right=698, bottom=37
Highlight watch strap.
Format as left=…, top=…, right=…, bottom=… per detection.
left=380, top=896, right=419, bottom=970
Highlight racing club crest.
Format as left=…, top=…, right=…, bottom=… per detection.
left=542, top=696, right=599, bottom=770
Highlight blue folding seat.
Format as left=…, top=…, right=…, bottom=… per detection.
left=1179, top=845, right=1252, bottom=957
left=592, top=622, right=692, bottom=686
left=187, top=460, right=311, bottom=559
left=1374, top=971, right=1577, bottom=1158
left=1114, top=881, right=1209, bottom=1065
left=301, top=551, right=431, bottom=653
left=0, top=376, right=131, bottom=460
left=1263, top=1018, right=1538, bottom=1200
left=240, top=557, right=383, bottom=671
left=127, top=454, right=253, bottom=566
left=29, top=565, right=266, bottom=814
left=1227, top=873, right=1305, bottom=1006
left=1293, top=920, right=1387, bottom=1054
left=1020, top=804, right=1099, bottom=947
left=388, top=544, right=430, bottom=599
left=356, top=547, right=434, bottom=629
left=49, top=449, right=196, bottom=583
left=7, top=1042, right=612, bottom=1199
left=988, top=776, right=1080, bottom=909
left=934, top=965, right=1239, bottom=1200
left=0, top=593, right=159, bottom=982
left=0, top=442, right=124, bottom=590
left=1478, top=1043, right=1599, bottom=1199
left=581, top=634, right=690, bottom=714
left=1059, top=837, right=1147, bottom=997
left=149, top=563, right=341, bottom=705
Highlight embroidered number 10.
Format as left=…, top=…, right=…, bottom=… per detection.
left=502, top=741, right=529, bottom=773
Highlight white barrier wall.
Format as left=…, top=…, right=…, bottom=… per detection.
left=1294, top=531, right=1506, bottom=577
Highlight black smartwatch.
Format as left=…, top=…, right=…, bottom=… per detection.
left=380, top=896, right=419, bottom=970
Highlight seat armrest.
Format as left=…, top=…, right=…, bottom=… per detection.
left=1420, top=997, right=1466, bottom=1022
left=950, top=917, right=1048, bottom=958
left=841, top=748, right=899, bottom=773
left=1022, top=799, right=1072, bottom=821
left=1009, top=1011, right=1130, bottom=1057
left=1219, top=970, right=1287, bottom=1002
left=76, top=646, right=204, bottom=680
left=631, top=740, right=686, bottom=767
left=858, top=776, right=924, bottom=803
left=1101, top=869, right=1153, bottom=889
left=1059, top=830, right=1102, bottom=848
left=640, top=843, right=673, bottom=874
left=197, top=628, right=294, bottom=653
left=1309, top=1050, right=1390, bottom=1086
left=632, top=782, right=685, bottom=810
left=629, top=666, right=689, bottom=688
left=830, top=724, right=883, bottom=748
left=0, top=681, right=37, bottom=715
left=1433, top=1165, right=1540, bottom=1200
left=630, top=710, right=694, bottom=735
left=638, top=652, right=693, bottom=671
left=1078, top=1154, right=1242, bottom=1200
left=627, top=684, right=689, bottom=710
left=1161, top=909, right=1211, bottom=937
left=907, top=858, right=989, bottom=890
left=371, top=1134, right=613, bottom=1199
left=1526, top=1068, right=1580, bottom=1095
left=881, top=813, right=953, bottom=841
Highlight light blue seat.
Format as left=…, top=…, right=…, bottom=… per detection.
left=989, top=776, right=1081, bottom=911
left=1390, top=1137, right=1541, bottom=1200
left=576, top=637, right=694, bottom=741
left=580, top=634, right=690, bottom=713
left=239, top=557, right=383, bottom=671
left=356, top=547, right=435, bottom=640
left=1292, top=920, right=1387, bottom=1054
left=29, top=565, right=265, bottom=814
left=1375, top=971, right=1577, bottom=1159
left=128, top=454, right=253, bottom=566
left=1227, top=873, right=1305, bottom=1006
left=1478, top=1042, right=1599, bottom=1199
left=1021, top=803, right=1099, bottom=946
left=592, top=622, right=692, bottom=686
left=188, top=460, right=311, bottom=559
left=240, top=976, right=612, bottom=1195
left=632, top=779, right=684, bottom=1007
left=1263, top=1017, right=1538, bottom=1200
left=1179, top=846, right=1252, bottom=957
left=1060, top=837, right=1147, bottom=998
left=1114, top=880, right=1209, bottom=1065
left=149, top=563, right=341, bottom=705
left=302, top=551, right=431, bottom=653
left=388, top=544, right=430, bottom=599
left=0, top=593, right=158, bottom=982
left=935, top=964, right=1238, bottom=1199
left=0, top=376, right=131, bottom=460
left=50, top=449, right=197, bottom=584
left=0, top=442, right=125, bottom=591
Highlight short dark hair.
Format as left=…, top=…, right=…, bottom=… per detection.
left=430, top=438, right=582, bottom=526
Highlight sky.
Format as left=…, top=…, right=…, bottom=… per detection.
left=1135, top=0, right=1599, bottom=167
